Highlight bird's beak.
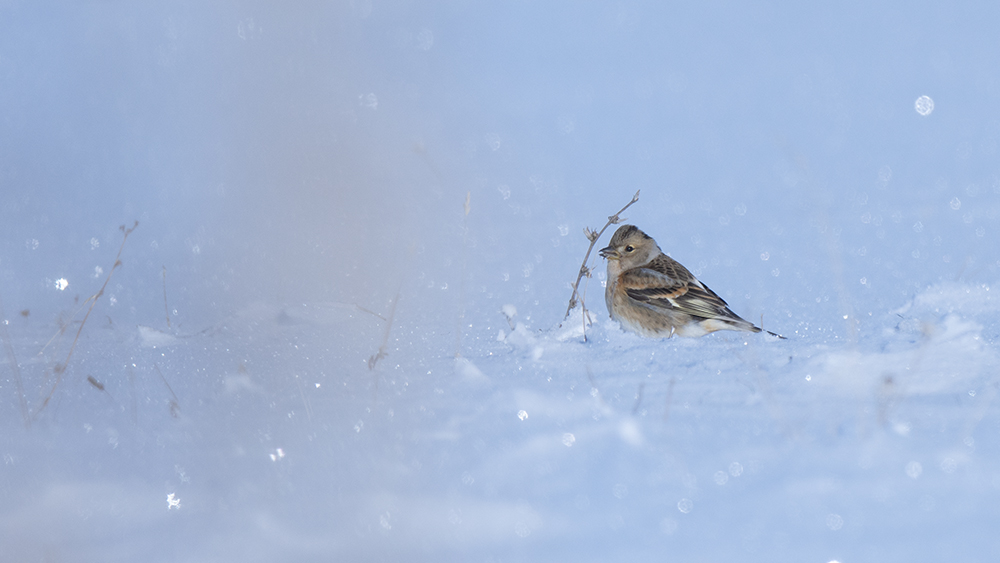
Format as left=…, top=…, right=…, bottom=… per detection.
left=598, top=245, right=619, bottom=260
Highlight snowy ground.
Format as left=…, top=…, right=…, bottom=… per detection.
left=3, top=2, right=1000, bottom=562
left=2, top=272, right=999, bottom=562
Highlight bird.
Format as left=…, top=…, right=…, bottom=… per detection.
left=599, top=224, right=784, bottom=339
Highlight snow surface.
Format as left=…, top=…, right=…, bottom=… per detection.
left=3, top=2, right=1000, bottom=562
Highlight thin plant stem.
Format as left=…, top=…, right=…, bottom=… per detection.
left=563, top=190, right=640, bottom=321
left=36, top=221, right=138, bottom=416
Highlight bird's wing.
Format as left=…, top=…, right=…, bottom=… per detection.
left=619, top=268, right=689, bottom=301
left=622, top=266, right=737, bottom=321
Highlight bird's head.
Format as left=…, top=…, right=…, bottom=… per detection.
left=599, top=225, right=660, bottom=267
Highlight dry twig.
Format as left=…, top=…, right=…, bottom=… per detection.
left=563, top=190, right=640, bottom=321
left=356, top=305, right=387, bottom=322
left=36, top=221, right=138, bottom=416
left=368, top=290, right=400, bottom=370
left=155, top=363, right=181, bottom=418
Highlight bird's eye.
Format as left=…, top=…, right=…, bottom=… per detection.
left=625, top=245, right=634, bottom=252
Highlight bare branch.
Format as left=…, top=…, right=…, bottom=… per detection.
left=563, top=190, right=640, bottom=321
left=36, top=221, right=139, bottom=416
left=155, top=363, right=181, bottom=418
left=356, top=305, right=387, bottom=322
left=368, top=290, right=400, bottom=370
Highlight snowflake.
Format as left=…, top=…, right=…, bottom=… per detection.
left=167, top=493, right=181, bottom=510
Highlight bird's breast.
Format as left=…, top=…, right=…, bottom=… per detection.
left=604, top=262, right=624, bottom=319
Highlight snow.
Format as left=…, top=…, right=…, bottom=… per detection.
left=3, top=2, right=1000, bottom=562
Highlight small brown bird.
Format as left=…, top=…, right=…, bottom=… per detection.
left=599, top=225, right=783, bottom=339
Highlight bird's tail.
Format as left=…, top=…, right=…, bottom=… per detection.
left=755, top=314, right=786, bottom=339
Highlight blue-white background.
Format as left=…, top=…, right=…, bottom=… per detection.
left=2, top=2, right=999, bottom=561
